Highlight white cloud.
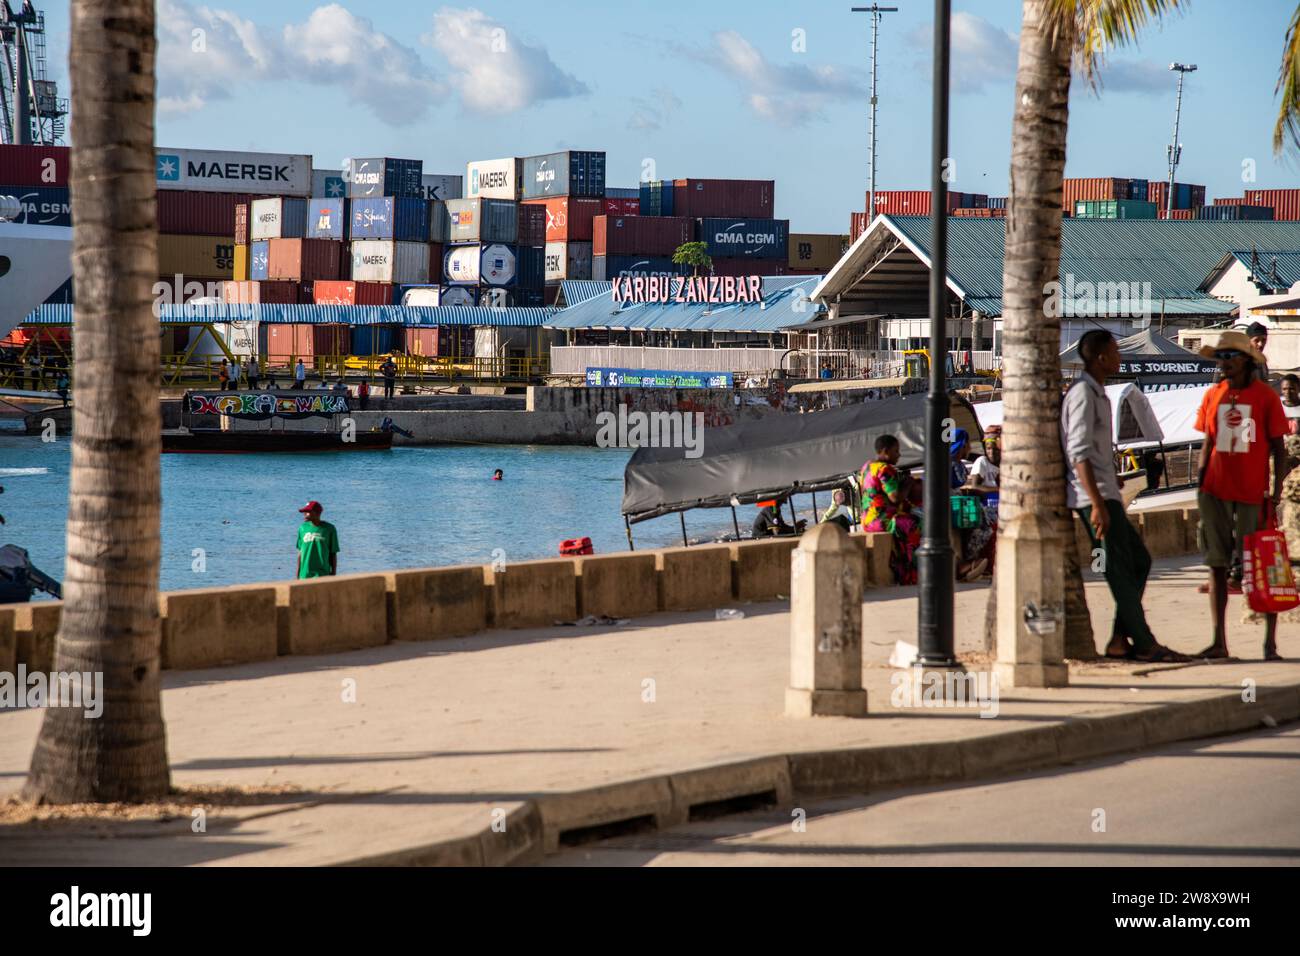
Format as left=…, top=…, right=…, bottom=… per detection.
left=675, top=30, right=865, bottom=126
left=156, top=0, right=273, bottom=115
left=627, top=88, right=682, bottom=131
left=422, top=7, right=588, bottom=114
left=909, top=12, right=1019, bottom=94
left=1093, top=59, right=1175, bottom=95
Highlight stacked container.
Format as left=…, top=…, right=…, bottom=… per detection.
left=344, top=157, right=430, bottom=306
left=521, top=150, right=606, bottom=199
left=639, top=180, right=675, bottom=216
left=1245, top=189, right=1300, bottom=220
left=1147, top=181, right=1206, bottom=212
left=673, top=179, right=775, bottom=219
left=870, top=190, right=987, bottom=217
left=314, top=280, right=395, bottom=305
left=465, top=157, right=523, bottom=200
left=347, top=158, right=423, bottom=199
left=593, top=255, right=689, bottom=281
left=788, top=234, right=849, bottom=273
left=1194, top=204, right=1274, bottom=220
left=697, top=218, right=789, bottom=260
left=1072, top=200, right=1158, bottom=219
left=953, top=207, right=1006, bottom=218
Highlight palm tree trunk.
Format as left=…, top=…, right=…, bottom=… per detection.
left=23, top=0, right=169, bottom=803
left=992, top=0, right=1088, bottom=676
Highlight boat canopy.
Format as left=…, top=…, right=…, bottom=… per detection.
left=973, top=382, right=1185, bottom=449
left=622, top=391, right=983, bottom=523
left=786, top=376, right=914, bottom=393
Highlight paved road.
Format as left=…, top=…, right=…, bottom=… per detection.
left=545, top=725, right=1300, bottom=866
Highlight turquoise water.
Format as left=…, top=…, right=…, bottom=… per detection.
left=0, top=436, right=742, bottom=596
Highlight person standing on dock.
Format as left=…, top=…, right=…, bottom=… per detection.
left=295, top=501, right=338, bottom=579
left=293, top=358, right=307, bottom=391
left=247, top=355, right=260, bottom=392
left=380, top=356, right=398, bottom=400
left=230, top=356, right=243, bottom=391
left=218, top=359, right=230, bottom=391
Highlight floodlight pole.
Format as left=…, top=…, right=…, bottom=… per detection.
left=852, top=4, right=898, bottom=222
left=1165, top=63, right=1197, bottom=217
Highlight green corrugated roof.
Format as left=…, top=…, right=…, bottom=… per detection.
left=1225, top=250, right=1300, bottom=293
left=887, top=216, right=1300, bottom=300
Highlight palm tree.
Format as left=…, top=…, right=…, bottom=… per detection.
left=23, top=0, right=170, bottom=803
left=997, top=0, right=1182, bottom=665
left=1275, top=5, right=1300, bottom=154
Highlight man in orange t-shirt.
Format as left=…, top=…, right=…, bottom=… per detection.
left=1193, top=331, right=1288, bottom=661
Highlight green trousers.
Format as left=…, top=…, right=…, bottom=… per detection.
left=1076, top=498, right=1156, bottom=652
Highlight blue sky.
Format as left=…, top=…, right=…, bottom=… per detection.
left=32, top=0, right=1300, bottom=232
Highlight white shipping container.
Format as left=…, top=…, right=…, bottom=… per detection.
left=421, top=174, right=463, bottom=202
left=251, top=197, right=289, bottom=241
left=445, top=243, right=517, bottom=286
left=544, top=241, right=593, bottom=282
left=440, top=286, right=476, bottom=307
left=156, top=147, right=312, bottom=196
left=465, top=157, right=521, bottom=200
left=401, top=287, right=441, bottom=306
left=351, top=240, right=430, bottom=284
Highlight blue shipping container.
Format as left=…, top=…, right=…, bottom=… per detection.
left=604, top=186, right=640, bottom=199
left=350, top=324, right=403, bottom=356
left=638, top=181, right=674, bottom=217
left=521, top=150, right=607, bottom=200
left=516, top=245, right=545, bottom=289
left=986, top=196, right=1007, bottom=210
left=697, top=218, right=789, bottom=259
left=0, top=185, right=71, bottom=226
left=1128, top=179, right=1149, bottom=201
left=351, top=197, right=429, bottom=242
left=308, top=198, right=348, bottom=240
left=428, top=200, right=450, bottom=242
left=249, top=240, right=270, bottom=280
left=1194, top=204, right=1274, bottom=221
left=593, top=255, right=688, bottom=281
left=347, top=157, right=424, bottom=199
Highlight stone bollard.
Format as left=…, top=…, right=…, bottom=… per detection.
left=785, top=523, right=868, bottom=717
left=994, top=512, right=1068, bottom=688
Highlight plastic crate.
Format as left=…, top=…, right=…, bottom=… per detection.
left=951, top=495, right=982, bottom=530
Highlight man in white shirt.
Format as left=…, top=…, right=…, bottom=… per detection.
left=969, top=426, right=1001, bottom=488
left=294, top=359, right=307, bottom=390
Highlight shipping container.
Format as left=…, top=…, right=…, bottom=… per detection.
left=602, top=197, right=640, bottom=217
left=267, top=238, right=343, bottom=281
left=428, top=242, right=444, bottom=284
left=697, top=217, right=789, bottom=259
left=0, top=185, right=70, bottom=226
left=347, top=157, right=423, bottom=199
left=594, top=215, right=694, bottom=256
left=0, top=144, right=70, bottom=187
left=592, top=255, right=688, bottom=281
left=250, top=197, right=308, bottom=240
left=249, top=240, right=270, bottom=280
left=349, top=196, right=429, bottom=242
left=987, top=196, right=1008, bottom=210
left=1072, top=200, right=1157, bottom=219
left=869, top=190, right=987, bottom=217
left=233, top=244, right=249, bottom=281
left=444, top=243, right=518, bottom=286
left=156, top=190, right=252, bottom=235
left=158, top=235, right=237, bottom=278
left=788, top=234, right=848, bottom=271
left=1061, top=178, right=1139, bottom=212
left=544, top=242, right=594, bottom=282
left=312, top=168, right=346, bottom=199
left=604, top=186, right=640, bottom=199
left=157, top=147, right=312, bottom=196
left=350, top=325, right=404, bottom=356
left=1245, top=188, right=1300, bottom=220
left=313, top=280, right=394, bottom=306
left=1214, top=197, right=1247, bottom=206
left=1194, top=204, right=1274, bottom=221
left=952, top=207, right=993, bottom=217
left=398, top=285, right=440, bottom=307
left=428, top=200, right=450, bottom=242
left=639, top=180, right=675, bottom=216
left=516, top=244, right=545, bottom=289
left=1147, top=180, right=1206, bottom=212
left=466, top=157, right=523, bottom=200
left=307, top=197, right=349, bottom=240
left=221, top=280, right=302, bottom=304
left=313, top=324, right=349, bottom=356
left=264, top=324, right=316, bottom=363
left=850, top=211, right=870, bottom=243
left=521, top=150, right=607, bottom=199
left=709, top=258, right=788, bottom=277
left=439, top=286, right=478, bottom=307
left=351, top=240, right=431, bottom=284
left=1156, top=208, right=1194, bottom=220
left=445, top=198, right=518, bottom=244
left=420, top=173, right=463, bottom=202
left=672, top=179, right=774, bottom=219
left=234, top=203, right=249, bottom=244
left=517, top=202, right=547, bottom=247
left=1189, top=184, right=1207, bottom=208
left=404, top=327, right=440, bottom=356
left=524, top=196, right=601, bottom=243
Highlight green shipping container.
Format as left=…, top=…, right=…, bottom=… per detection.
left=1073, top=200, right=1158, bottom=220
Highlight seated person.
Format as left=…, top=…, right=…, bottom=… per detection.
left=968, top=426, right=1001, bottom=490
left=752, top=499, right=806, bottom=537
left=819, top=488, right=855, bottom=532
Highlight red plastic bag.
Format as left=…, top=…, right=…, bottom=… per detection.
left=1242, top=503, right=1299, bottom=614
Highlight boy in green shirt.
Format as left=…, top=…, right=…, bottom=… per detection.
left=295, top=501, right=339, bottom=579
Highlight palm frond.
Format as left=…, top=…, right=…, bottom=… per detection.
left=1044, top=0, right=1187, bottom=90
left=1274, top=4, right=1300, bottom=156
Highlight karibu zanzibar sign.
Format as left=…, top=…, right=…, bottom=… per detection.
left=586, top=368, right=734, bottom=388
left=187, top=392, right=350, bottom=419
left=611, top=274, right=764, bottom=304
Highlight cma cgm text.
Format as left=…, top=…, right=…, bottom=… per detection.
left=714, top=232, right=779, bottom=244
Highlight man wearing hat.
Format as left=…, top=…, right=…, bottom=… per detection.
left=295, top=500, right=339, bottom=579
left=1194, top=330, right=1289, bottom=660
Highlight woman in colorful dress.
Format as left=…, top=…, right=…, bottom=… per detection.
left=860, top=434, right=922, bottom=585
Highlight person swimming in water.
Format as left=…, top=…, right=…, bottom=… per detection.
left=492, top=469, right=504, bottom=481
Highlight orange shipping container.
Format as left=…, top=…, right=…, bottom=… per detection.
left=221, top=280, right=302, bottom=304
left=267, top=238, right=343, bottom=281
left=524, top=196, right=602, bottom=243
left=157, top=235, right=236, bottom=279
left=264, top=324, right=315, bottom=364
left=233, top=243, right=249, bottom=281
left=313, top=280, right=394, bottom=305
left=1245, top=188, right=1300, bottom=220
left=850, top=211, right=869, bottom=242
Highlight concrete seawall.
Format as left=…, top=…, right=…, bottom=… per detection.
left=0, top=507, right=1203, bottom=676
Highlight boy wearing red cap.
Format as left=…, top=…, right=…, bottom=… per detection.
left=295, top=501, right=339, bottom=579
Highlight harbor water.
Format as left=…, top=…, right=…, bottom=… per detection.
left=0, top=436, right=745, bottom=597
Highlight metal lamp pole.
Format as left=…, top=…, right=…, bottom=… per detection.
left=1165, top=63, right=1196, bottom=217
left=852, top=5, right=898, bottom=223
left=916, top=0, right=956, bottom=669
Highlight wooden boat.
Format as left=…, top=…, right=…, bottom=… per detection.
left=163, top=390, right=395, bottom=454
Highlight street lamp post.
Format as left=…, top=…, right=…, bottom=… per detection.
left=915, top=0, right=957, bottom=670
left=1165, top=63, right=1197, bottom=217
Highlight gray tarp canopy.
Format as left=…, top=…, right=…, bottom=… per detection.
left=1060, top=327, right=1204, bottom=366
left=622, top=392, right=983, bottom=523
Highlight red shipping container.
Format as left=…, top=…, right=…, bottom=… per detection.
left=405, top=327, right=440, bottom=357
left=869, top=190, right=938, bottom=216
left=526, top=197, right=601, bottom=243
left=1189, top=184, right=1207, bottom=208
left=313, top=280, right=394, bottom=305
left=672, top=179, right=774, bottom=219
left=1245, top=189, right=1300, bottom=220
left=158, top=190, right=253, bottom=235
left=1214, top=197, right=1247, bottom=206
left=428, top=242, right=443, bottom=283
left=593, top=215, right=693, bottom=256
left=602, top=197, right=640, bottom=216
left=266, top=238, right=343, bottom=281
left=235, top=203, right=249, bottom=245
left=221, top=280, right=301, bottom=304
left=265, top=324, right=316, bottom=363
left=313, top=324, right=348, bottom=356
left=0, top=144, right=71, bottom=187
left=850, top=211, right=869, bottom=242
left=517, top=203, right=547, bottom=246
left=709, top=258, right=788, bottom=277
left=1156, top=208, right=1194, bottom=220
left=1061, top=178, right=1133, bottom=212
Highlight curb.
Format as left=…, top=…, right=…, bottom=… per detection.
left=332, top=680, right=1300, bottom=867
